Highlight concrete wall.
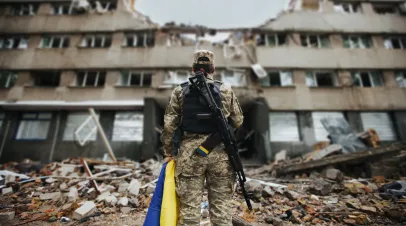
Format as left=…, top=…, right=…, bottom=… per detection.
left=0, top=110, right=144, bottom=163
left=0, top=1, right=156, bottom=33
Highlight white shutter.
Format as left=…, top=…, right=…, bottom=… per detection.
left=312, top=112, right=345, bottom=141
left=270, top=112, right=300, bottom=141
left=360, top=112, right=397, bottom=141
left=112, top=112, right=143, bottom=141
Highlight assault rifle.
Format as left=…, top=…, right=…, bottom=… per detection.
left=189, top=71, right=252, bottom=211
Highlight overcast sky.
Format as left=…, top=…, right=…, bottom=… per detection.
left=135, top=0, right=287, bottom=28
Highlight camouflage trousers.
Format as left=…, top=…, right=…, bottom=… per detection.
left=175, top=141, right=235, bottom=226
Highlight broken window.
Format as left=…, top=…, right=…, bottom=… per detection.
left=63, top=112, right=99, bottom=141
left=300, top=34, right=330, bottom=48
left=16, top=112, right=52, bottom=140
left=40, top=36, right=70, bottom=48
left=221, top=70, right=247, bottom=87
left=32, top=71, right=61, bottom=87
left=119, top=71, right=152, bottom=87
left=334, top=3, right=360, bottom=13
left=360, top=112, right=397, bottom=141
left=80, top=34, right=112, bottom=48
left=306, top=72, right=337, bottom=87
left=76, top=71, right=106, bottom=87
left=352, top=71, right=383, bottom=87
left=0, top=36, right=28, bottom=49
left=269, top=112, right=300, bottom=142
left=396, top=71, right=406, bottom=88
left=0, top=71, right=18, bottom=88
left=11, top=4, right=38, bottom=16
left=373, top=4, right=398, bottom=14
left=384, top=36, right=406, bottom=49
left=163, top=71, right=189, bottom=85
left=124, top=33, right=155, bottom=47
left=257, top=34, right=287, bottom=47
left=342, top=35, right=372, bottom=49
left=312, top=112, right=345, bottom=141
left=90, top=0, right=117, bottom=12
left=51, top=4, right=73, bottom=15
left=260, top=71, right=292, bottom=87
left=112, top=112, right=143, bottom=141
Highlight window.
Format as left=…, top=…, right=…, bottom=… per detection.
left=360, top=112, right=397, bottom=141
left=40, top=36, right=70, bottom=48
left=306, top=71, right=338, bottom=87
left=257, top=34, right=287, bottom=47
left=76, top=71, right=106, bottom=87
left=124, top=33, right=155, bottom=47
left=51, top=3, right=87, bottom=15
left=352, top=71, right=383, bottom=87
left=32, top=71, right=61, bottom=87
left=119, top=71, right=152, bottom=87
left=112, top=112, right=143, bottom=141
left=0, top=112, right=5, bottom=130
left=373, top=4, right=398, bottom=14
left=334, top=3, right=360, bottom=13
left=300, top=34, right=330, bottom=48
left=269, top=112, right=300, bottom=141
left=312, top=112, right=345, bottom=141
left=396, top=71, right=406, bottom=88
left=90, top=1, right=117, bottom=12
left=63, top=112, right=99, bottom=141
left=80, top=35, right=112, bottom=48
left=163, top=71, right=189, bottom=85
left=0, top=71, right=18, bottom=88
left=260, top=71, right=292, bottom=87
left=384, top=36, right=406, bottom=49
left=11, top=4, right=38, bottom=16
left=16, top=112, right=52, bottom=140
left=220, top=70, right=247, bottom=87
left=342, top=35, right=372, bottom=49
left=0, top=37, right=28, bottom=49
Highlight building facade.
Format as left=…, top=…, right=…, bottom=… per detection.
left=0, top=0, right=405, bottom=163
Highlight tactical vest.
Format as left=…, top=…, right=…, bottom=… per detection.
left=180, top=80, right=223, bottom=134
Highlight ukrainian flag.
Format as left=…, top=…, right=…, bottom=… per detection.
left=143, top=160, right=179, bottom=226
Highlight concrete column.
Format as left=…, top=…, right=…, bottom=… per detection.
left=330, top=34, right=343, bottom=48
left=70, top=34, right=83, bottom=47
left=298, top=112, right=316, bottom=149
left=289, top=33, right=302, bottom=47
left=347, top=111, right=363, bottom=133
left=293, top=70, right=306, bottom=85
left=28, top=35, right=42, bottom=49
left=15, top=72, right=33, bottom=86
left=250, top=98, right=271, bottom=163
left=37, top=3, right=52, bottom=15
left=116, top=0, right=127, bottom=12
left=151, top=71, right=166, bottom=88
left=338, top=71, right=352, bottom=87
left=322, top=0, right=334, bottom=13
left=141, top=98, right=159, bottom=160
left=60, top=71, right=76, bottom=86
left=372, top=35, right=384, bottom=49
left=394, top=111, right=406, bottom=141
left=111, top=32, right=124, bottom=48
left=383, top=71, right=398, bottom=87
left=105, top=71, right=120, bottom=86
left=360, top=3, right=375, bottom=15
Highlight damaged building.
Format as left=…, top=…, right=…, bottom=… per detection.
left=0, top=0, right=405, bottom=164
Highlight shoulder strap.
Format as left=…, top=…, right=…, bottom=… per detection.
left=213, top=80, right=222, bottom=94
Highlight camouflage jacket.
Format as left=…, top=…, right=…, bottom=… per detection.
left=161, top=74, right=244, bottom=157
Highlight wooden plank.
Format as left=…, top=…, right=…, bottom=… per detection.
left=276, top=142, right=406, bottom=175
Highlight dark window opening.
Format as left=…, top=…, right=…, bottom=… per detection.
left=94, top=36, right=103, bottom=47
left=62, top=38, right=70, bottom=48
left=316, top=73, right=335, bottom=87
left=130, top=73, right=141, bottom=86
left=33, top=71, right=60, bottom=87
left=146, top=35, right=155, bottom=47
left=52, top=37, right=61, bottom=48
left=142, top=73, right=152, bottom=86
left=85, top=72, right=97, bottom=86
left=373, top=5, right=397, bottom=14
left=278, top=34, right=286, bottom=45
left=97, top=72, right=106, bottom=86
left=269, top=72, right=281, bottom=86
left=126, top=36, right=135, bottom=46
left=104, top=36, right=112, bottom=47
left=136, top=35, right=145, bottom=47
left=360, top=73, right=372, bottom=87
left=309, top=36, right=318, bottom=47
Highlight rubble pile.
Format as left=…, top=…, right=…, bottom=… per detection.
left=0, top=158, right=161, bottom=224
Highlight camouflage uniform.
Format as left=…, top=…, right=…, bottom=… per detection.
left=161, top=50, right=244, bottom=226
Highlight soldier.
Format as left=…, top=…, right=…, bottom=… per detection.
left=161, top=50, right=244, bottom=226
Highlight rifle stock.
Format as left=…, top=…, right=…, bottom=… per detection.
left=189, top=72, right=252, bottom=211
